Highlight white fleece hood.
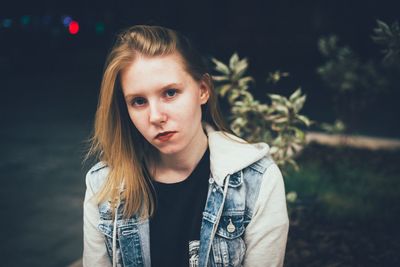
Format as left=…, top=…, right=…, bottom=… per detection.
left=204, top=124, right=270, bottom=186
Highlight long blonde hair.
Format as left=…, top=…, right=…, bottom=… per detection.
left=86, top=25, right=229, bottom=219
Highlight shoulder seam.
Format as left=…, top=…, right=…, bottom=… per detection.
left=247, top=156, right=275, bottom=174
left=89, top=161, right=108, bottom=174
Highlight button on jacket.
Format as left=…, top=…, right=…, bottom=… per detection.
left=83, top=124, right=289, bottom=267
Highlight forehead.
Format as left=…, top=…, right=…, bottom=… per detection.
left=120, top=53, right=192, bottom=94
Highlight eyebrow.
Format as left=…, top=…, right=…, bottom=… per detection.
left=124, top=82, right=183, bottom=100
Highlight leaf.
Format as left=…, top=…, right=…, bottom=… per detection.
left=212, top=75, right=229, bottom=82
left=270, top=146, right=279, bottom=154
left=293, top=95, right=306, bottom=113
left=286, top=145, right=294, bottom=157
left=283, top=98, right=293, bottom=109
left=238, top=76, right=254, bottom=87
left=376, top=19, right=392, bottom=36
left=229, top=53, right=240, bottom=70
left=235, top=58, right=248, bottom=73
left=228, top=89, right=241, bottom=103
left=274, top=104, right=289, bottom=115
left=291, top=142, right=303, bottom=152
left=218, top=84, right=231, bottom=97
left=297, top=115, right=311, bottom=126
left=289, top=88, right=302, bottom=101
left=264, top=114, right=282, bottom=121
left=272, top=134, right=283, bottom=145
left=257, top=103, right=269, bottom=113
left=235, top=117, right=246, bottom=125
left=212, top=58, right=230, bottom=75
left=271, top=124, right=283, bottom=132
left=241, top=90, right=254, bottom=101
left=293, top=127, right=305, bottom=141
left=233, top=59, right=249, bottom=80
left=274, top=116, right=288, bottom=123
left=268, top=94, right=285, bottom=104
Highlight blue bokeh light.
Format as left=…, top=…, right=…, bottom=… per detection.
left=62, top=16, right=72, bottom=27
left=3, top=19, right=13, bottom=28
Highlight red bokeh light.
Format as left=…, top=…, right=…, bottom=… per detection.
left=69, top=21, right=79, bottom=35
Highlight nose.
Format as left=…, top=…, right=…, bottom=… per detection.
left=148, top=101, right=167, bottom=125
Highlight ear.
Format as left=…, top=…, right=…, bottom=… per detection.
left=199, top=74, right=211, bottom=105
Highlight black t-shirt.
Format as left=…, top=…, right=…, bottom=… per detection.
left=148, top=148, right=210, bottom=267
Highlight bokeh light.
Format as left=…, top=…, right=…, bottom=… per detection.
left=3, top=19, right=12, bottom=28
left=62, top=16, right=72, bottom=27
left=20, top=15, right=31, bottom=26
left=95, top=22, right=104, bottom=34
left=68, top=20, right=79, bottom=34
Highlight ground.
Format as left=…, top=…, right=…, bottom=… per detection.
left=2, top=50, right=399, bottom=266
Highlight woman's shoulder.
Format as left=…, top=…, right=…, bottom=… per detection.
left=85, top=161, right=110, bottom=194
left=88, top=161, right=109, bottom=173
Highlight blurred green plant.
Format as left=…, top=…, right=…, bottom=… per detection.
left=266, top=70, right=290, bottom=84
left=320, top=119, right=346, bottom=135
left=317, top=20, right=399, bottom=133
left=286, top=191, right=298, bottom=203
left=285, top=143, right=400, bottom=221
left=212, top=53, right=312, bottom=170
left=317, top=35, right=387, bottom=132
left=371, top=20, right=400, bottom=65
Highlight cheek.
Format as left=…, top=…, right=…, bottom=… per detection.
left=177, top=94, right=203, bottom=118
left=128, top=111, right=146, bottom=132
left=181, top=106, right=202, bottom=125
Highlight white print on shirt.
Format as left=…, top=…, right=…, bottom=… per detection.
left=189, top=240, right=200, bottom=267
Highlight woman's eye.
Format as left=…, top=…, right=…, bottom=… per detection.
left=165, top=89, right=177, bottom=98
left=131, top=97, right=146, bottom=106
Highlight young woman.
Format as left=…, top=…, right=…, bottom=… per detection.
left=83, top=25, right=289, bottom=267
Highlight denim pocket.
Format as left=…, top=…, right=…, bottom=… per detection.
left=216, top=214, right=245, bottom=238
left=99, top=219, right=139, bottom=236
left=212, top=213, right=246, bottom=266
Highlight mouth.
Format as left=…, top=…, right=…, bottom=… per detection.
left=155, top=131, right=177, bottom=140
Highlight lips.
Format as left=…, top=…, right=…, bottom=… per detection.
left=155, top=131, right=177, bottom=140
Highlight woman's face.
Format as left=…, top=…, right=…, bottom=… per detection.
left=120, top=53, right=210, bottom=156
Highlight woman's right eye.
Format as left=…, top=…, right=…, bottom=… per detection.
left=131, top=97, right=147, bottom=107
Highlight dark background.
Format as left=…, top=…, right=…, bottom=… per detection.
left=2, top=0, right=400, bottom=136
left=0, top=0, right=399, bottom=266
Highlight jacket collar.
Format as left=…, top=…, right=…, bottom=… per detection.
left=204, top=123, right=270, bottom=187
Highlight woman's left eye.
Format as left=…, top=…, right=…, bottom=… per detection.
left=165, top=89, right=177, bottom=98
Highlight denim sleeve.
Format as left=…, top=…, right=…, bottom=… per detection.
left=242, top=163, right=289, bottom=267
left=82, top=169, right=112, bottom=267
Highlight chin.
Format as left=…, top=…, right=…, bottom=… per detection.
left=156, top=144, right=184, bottom=155
left=158, top=148, right=181, bottom=155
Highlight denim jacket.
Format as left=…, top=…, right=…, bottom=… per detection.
left=83, top=125, right=289, bottom=267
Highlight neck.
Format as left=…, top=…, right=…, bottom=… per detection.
left=152, top=128, right=208, bottom=183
